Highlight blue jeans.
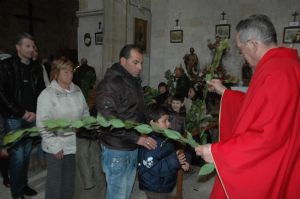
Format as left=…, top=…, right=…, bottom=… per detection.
left=4, top=118, right=34, bottom=198
left=101, top=145, right=138, bottom=199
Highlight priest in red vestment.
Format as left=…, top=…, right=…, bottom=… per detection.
left=195, top=14, right=300, bottom=199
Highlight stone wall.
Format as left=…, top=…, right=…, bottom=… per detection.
left=0, top=0, right=78, bottom=63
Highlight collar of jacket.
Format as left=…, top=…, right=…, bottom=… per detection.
left=49, top=80, right=81, bottom=95
left=12, top=53, right=33, bottom=65
left=111, top=62, right=142, bottom=84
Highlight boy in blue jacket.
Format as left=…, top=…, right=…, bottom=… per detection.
left=138, top=104, right=189, bottom=199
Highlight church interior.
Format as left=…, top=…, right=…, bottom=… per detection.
left=0, top=0, right=300, bottom=198
left=1, top=0, right=299, bottom=85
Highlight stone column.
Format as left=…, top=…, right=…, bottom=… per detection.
left=77, top=0, right=151, bottom=83
left=77, top=0, right=104, bottom=81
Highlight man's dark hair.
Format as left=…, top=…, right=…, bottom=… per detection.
left=146, top=104, right=168, bottom=123
left=236, top=14, right=277, bottom=44
left=119, top=44, right=143, bottom=59
left=16, top=32, right=35, bottom=45
left=171, top=94, right=184, bottom=103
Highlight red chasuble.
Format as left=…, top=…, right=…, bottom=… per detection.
left=211, top=47, right=300, bottom=199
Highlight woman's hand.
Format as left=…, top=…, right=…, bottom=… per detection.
left=54, top=150, right=64, bottom=160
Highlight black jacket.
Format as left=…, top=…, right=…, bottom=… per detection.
left=73, top=64, right=96, bottom=100
left=0, top=55, right=45, bottom=118
left=138, top=133, right=180, bottom=193
left=96, top=63, right=146, bottom=150
left=175, top=73, right=191, bottom=98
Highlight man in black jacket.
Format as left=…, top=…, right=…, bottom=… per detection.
left=96, top=44, right=157, bottom=199
left=0, top=33, right=45, bottom=199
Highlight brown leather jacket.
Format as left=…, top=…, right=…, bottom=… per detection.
left=96, top=63, right=146, bottom=150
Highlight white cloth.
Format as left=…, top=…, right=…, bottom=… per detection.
left=230, top=86, right=248, bottom=93
left=36, top=80, right=89, bottom=155
left=0, top=53, right=11, bottom=60
left=41, top=64, right=50, bottom=86
left=184, top=97, right=193, bottom=113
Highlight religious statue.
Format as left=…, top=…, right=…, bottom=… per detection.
left=183, top=47, right=199, bottom=80
left=207, top=35, right=229, bottom=77
left=207, top=35, right=229, bottom=69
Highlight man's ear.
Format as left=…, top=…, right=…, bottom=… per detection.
left=248, top=39, right=259, bottom=52
left=16, top=44, right=20, bottom=52
left=120, top=57, right=126, bottom=66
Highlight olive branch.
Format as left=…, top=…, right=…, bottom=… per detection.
left=2, top=114, right=215, bottom=176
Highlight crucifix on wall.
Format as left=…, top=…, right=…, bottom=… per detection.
left=14, top=0, right=45, bottom=35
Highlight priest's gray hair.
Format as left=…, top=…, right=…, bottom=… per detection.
left=236, top=14, right=277, bottom=45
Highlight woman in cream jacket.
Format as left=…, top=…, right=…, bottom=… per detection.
left=36, top=57, right=89, bottom=199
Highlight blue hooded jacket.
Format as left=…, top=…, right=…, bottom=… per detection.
left=138, top=133, right=180, bottom=193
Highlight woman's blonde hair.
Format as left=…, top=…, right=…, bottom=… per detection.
left=50, top=57, right=74, bottom=81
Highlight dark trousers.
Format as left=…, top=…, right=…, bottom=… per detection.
left=45, top=153, right=75, bottom=199
left=0, top=156, right=9, bottom=182
left=0, top=116, right=9, bottom=183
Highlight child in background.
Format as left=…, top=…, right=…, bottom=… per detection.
left=168, top=94, right=186, bottom=134
left=168, top=94, right=195, bottom=169
left=154, top=82, right=170, bottom=107
left=138, top=104, right=189, bottom=199
left=184, top=85, right=203, bottom=113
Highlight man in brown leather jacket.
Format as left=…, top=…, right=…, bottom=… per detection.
left=96, top=44, right=157, bottom=199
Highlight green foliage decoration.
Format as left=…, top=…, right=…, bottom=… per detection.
left=164, top=69, right=176, bottom=94
left=1, top=114, right=214, bottom=176
left=143, top=87, right=160, bottom=105
left=198, top=163, right=215, bottom=176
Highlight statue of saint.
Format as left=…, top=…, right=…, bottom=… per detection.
left=183, top=47, right=199, bottom=80
left=207, top=35, right=228, bottom=69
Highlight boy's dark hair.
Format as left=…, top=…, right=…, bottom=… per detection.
left=146, top=104, right=168, bottom=123
left=119, top=44, right=143, bottom=59
left=158, top=82, right=167, bottom=89
left=171, top=94, right=184, bottom=103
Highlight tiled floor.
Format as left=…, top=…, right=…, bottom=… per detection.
left=0, top=158, right=215, bottom=199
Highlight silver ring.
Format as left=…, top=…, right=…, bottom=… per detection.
left=146, top=141, right=150, bottom=145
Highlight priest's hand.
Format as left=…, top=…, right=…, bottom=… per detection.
left=195, top=144, right=214, bottom=163
left=207, top=79, right=226, bottom=95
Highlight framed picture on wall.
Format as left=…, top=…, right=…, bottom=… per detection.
left=215, top=24, right=231, bottom=39
left=283, top=26, right=300, bottom=43
left=134, top=18, right=147, bottom=52
left=95, top=32, right=103, bottom=45
left=170, top=30, right=183, bottom=43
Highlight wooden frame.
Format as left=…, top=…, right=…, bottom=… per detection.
left=134, top=18, right=147, bottom=52
left=215, top=24, right=231, bottom=39
left=283, top=26, right=300, bottom=43
left=170, top=30, right=183, bottom=43
left=95, top=32, right=103, bottom=45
